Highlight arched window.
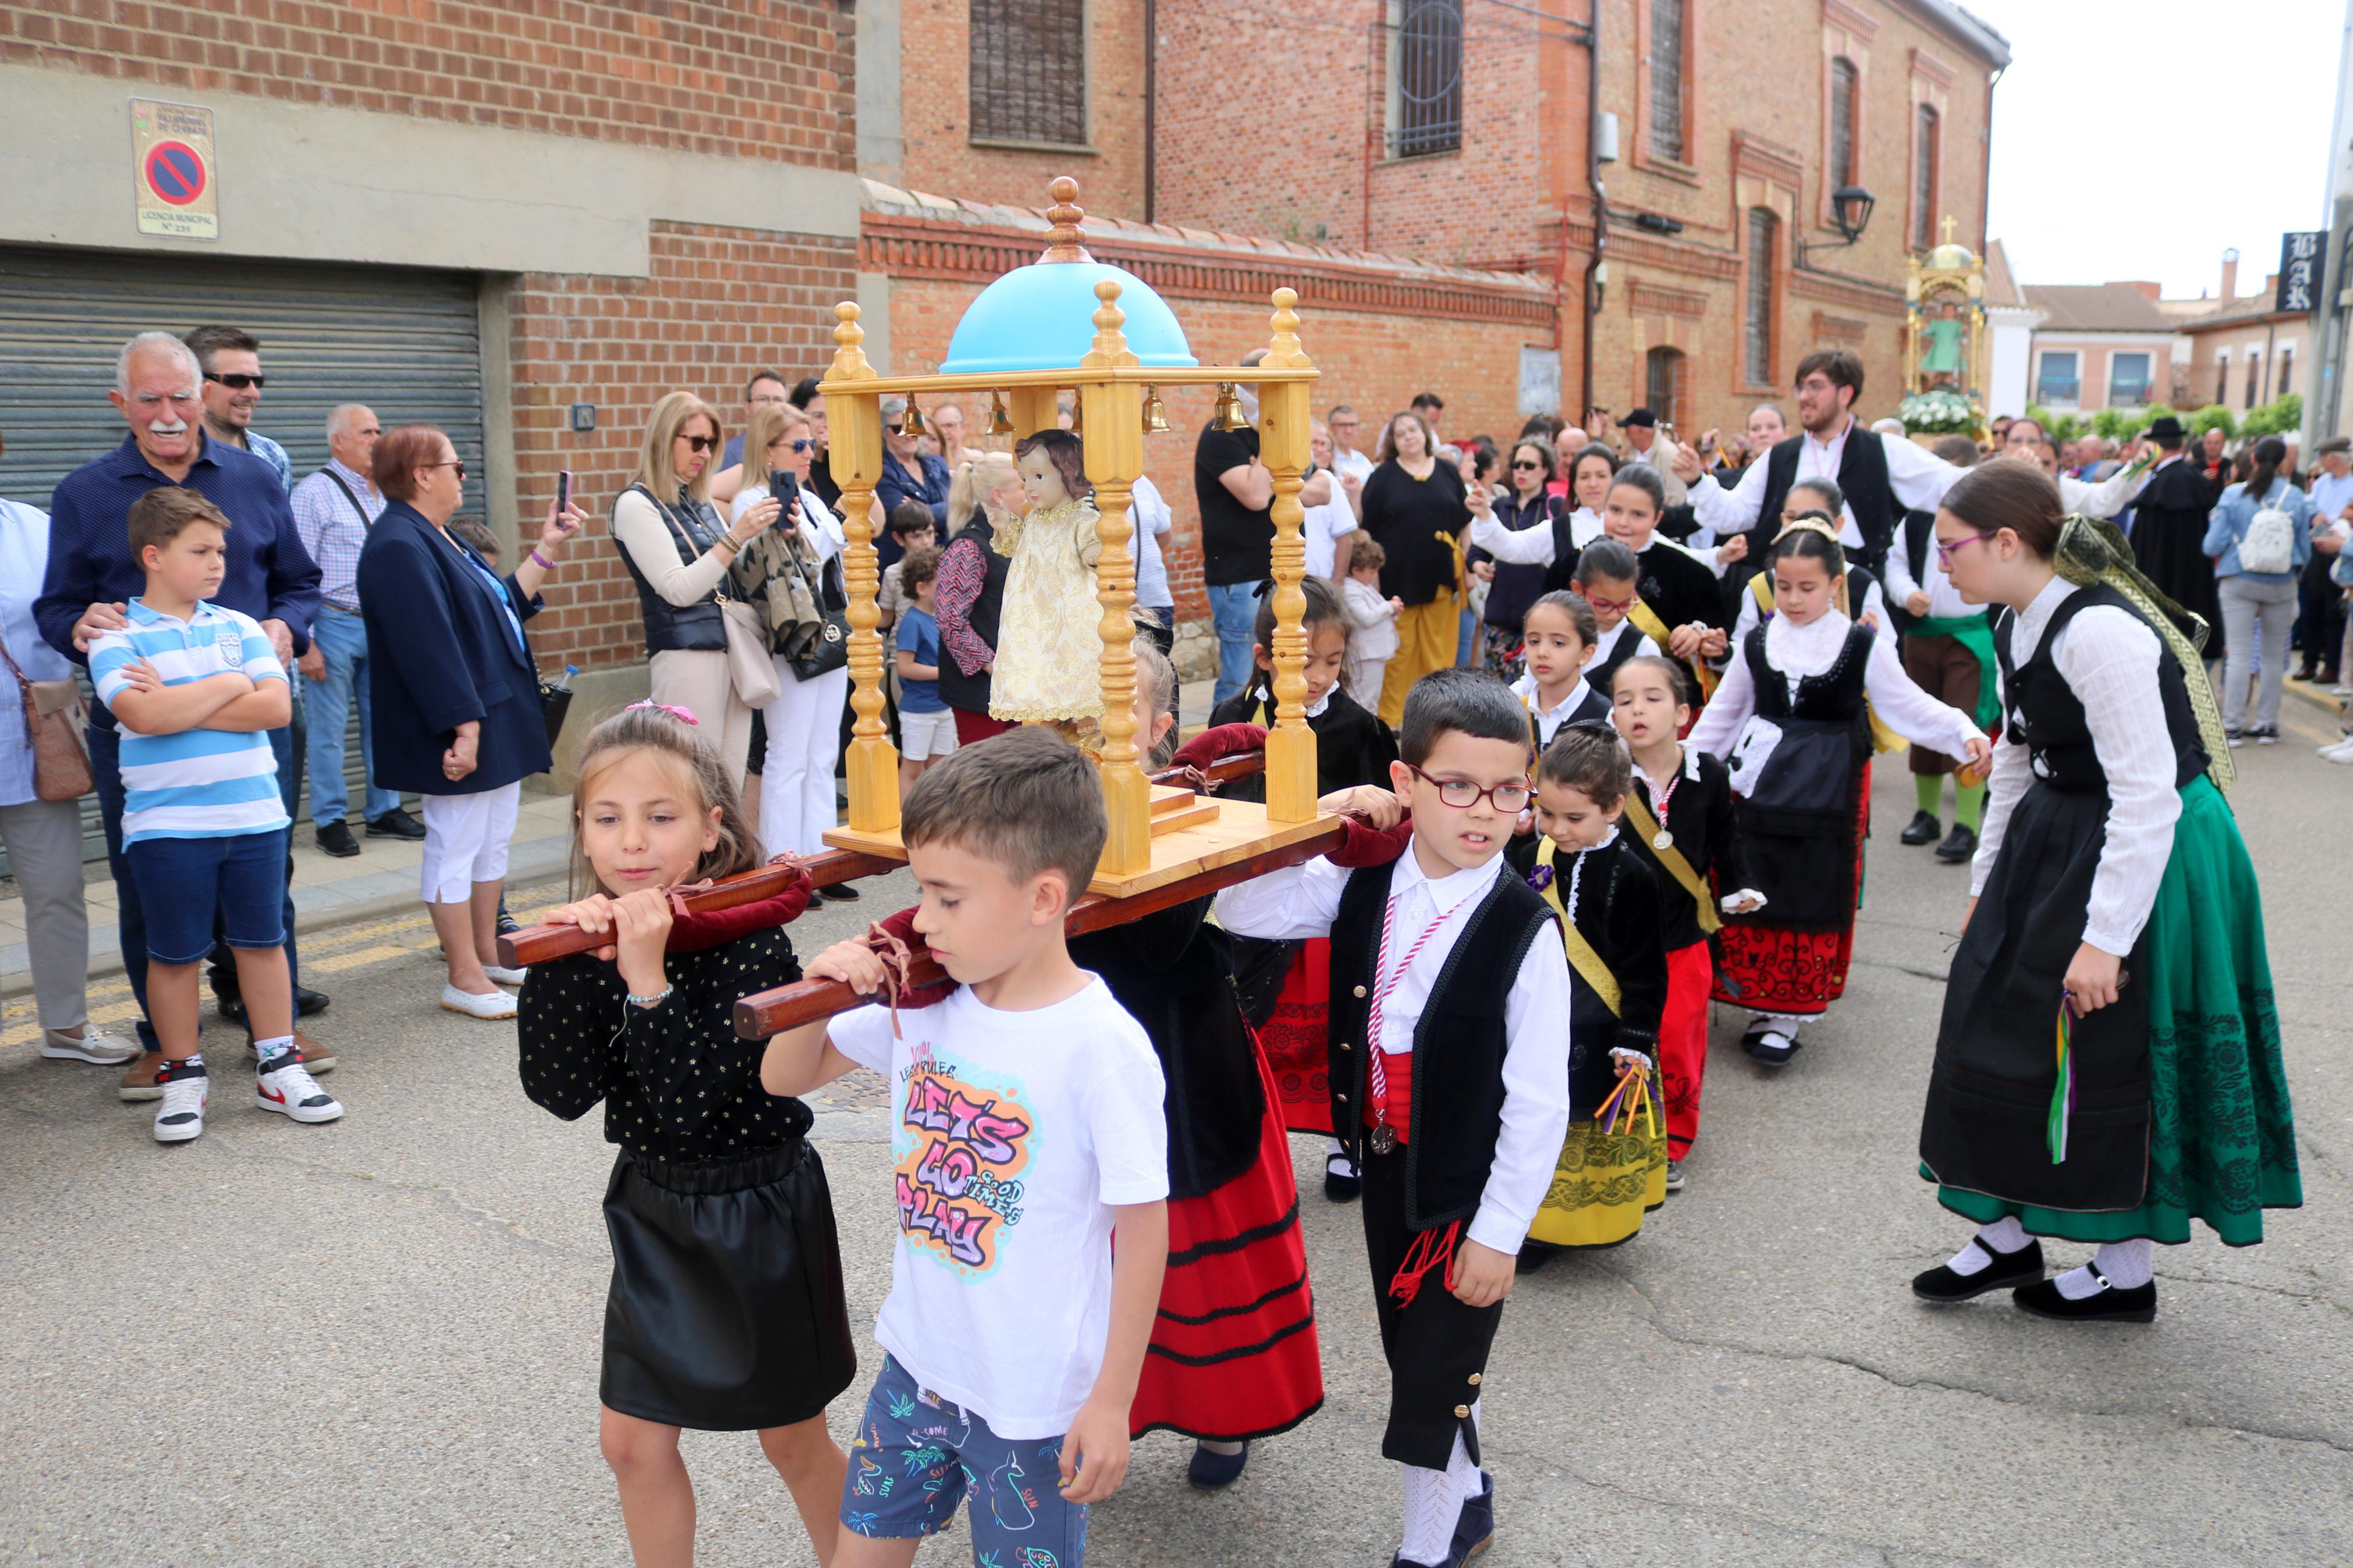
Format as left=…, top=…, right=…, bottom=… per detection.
left=1391, top=0, right=1465, bottom=158
left=1911, top=104, right=1940, bottom=252
left=1829, top=58, right=1858, bottom=189
left=1745, top=207, right=1778, bottom=386
left=1645, top=347, right=1684, bottom=428
left=1650, top=0, right=1685, bottom=162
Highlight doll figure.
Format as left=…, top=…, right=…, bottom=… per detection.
left=989, top=428, right=1106, bottom=723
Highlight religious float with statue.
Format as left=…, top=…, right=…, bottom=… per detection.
left=1897, top=217, right=1993, bottom=444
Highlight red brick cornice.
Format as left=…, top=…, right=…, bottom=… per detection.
left=1790, top=266, right=1905, bottom=311
left=861, top=212, right=1557, bottom=329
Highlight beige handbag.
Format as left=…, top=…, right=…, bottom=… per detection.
left=0, top=627, right=92, bottom=802
left=715, top=591, right=782, bottom=709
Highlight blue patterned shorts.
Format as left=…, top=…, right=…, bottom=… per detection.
left=839, top=1354, right=1088, bottom=1567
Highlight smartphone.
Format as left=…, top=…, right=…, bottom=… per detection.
left=555, top=470, right=574, bottom=515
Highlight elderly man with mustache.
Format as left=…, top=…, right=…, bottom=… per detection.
left=37, top=330, right=324, bottom=1103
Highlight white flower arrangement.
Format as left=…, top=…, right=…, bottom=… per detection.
left=1898, top=388, right=1980, bottom=435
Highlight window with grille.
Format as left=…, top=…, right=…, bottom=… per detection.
left=1830, top=58, right=1858, bottom=189
left=2246, top=354, right=2261, bottom=407
left=2110, top=353, right=2150, bottom=407
left=1651, top=0, right=1685, bottom=162
left=2279, top=347, right=2295, bottom=397
left=1391, top=0, right=1465, bottom=158
left=2036, top=352, right=2078, bottom=406
left=1645, top=347, right=1683, bottom=427
left=1745, top=207, right=1777, bottom=385
left=1911, top=105, right=1939, bottom=251
left=2216, top=356, right=2230, bottom=404
left=970, top=0, right=1088, bottom=147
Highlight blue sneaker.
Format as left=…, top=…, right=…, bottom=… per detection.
left=1187, top=1439, right=1249, bottom=1490
left=1451, top=1470, right=1493, bottom=1560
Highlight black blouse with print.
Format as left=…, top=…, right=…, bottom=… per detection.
left=517, top=927, right=814, bottom=1160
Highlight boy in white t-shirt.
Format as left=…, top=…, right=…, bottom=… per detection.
left=762, top=728, right=1169, bottom=1568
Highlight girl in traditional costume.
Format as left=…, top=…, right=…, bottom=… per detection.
left=1912, top=464, right=2300, bottom=1322
left=1507, top=723, right=1670, bottom=1260
left=1688, top=522, right=1989, bottom=1066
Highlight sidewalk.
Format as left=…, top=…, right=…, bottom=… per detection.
left=0, top=794, right=578, bottom=994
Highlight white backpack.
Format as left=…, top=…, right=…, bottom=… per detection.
left=2239, top=506, right=2296, bottom=575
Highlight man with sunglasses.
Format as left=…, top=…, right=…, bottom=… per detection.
left=186, top=325, right=292, bottom=495
left=37, top=331, right=326, bottom=1101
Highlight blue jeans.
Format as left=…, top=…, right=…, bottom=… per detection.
left=1206, top=581, right=1259, bottom=707
left=304, top=603, right=399, bottom=826
left=127, top=829, right=288, bottom=963
left=90, top=715, right=303, bottom=1053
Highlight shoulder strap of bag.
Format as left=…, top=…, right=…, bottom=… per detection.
left=0, top=615, right=31, bottom=695
left=1535, top=838, right=1624, bottom=1015
left=314, top=467, right=372, bottom=529
left=631, top=482, right=729, bottom=605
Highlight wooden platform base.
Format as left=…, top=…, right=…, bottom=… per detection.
left=821, top=794, right=1330, bottom=898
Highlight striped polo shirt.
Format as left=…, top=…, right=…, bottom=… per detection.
left=90, top=599, right=290, bottom=847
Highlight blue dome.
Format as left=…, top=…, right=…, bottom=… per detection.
left=939, top=261, right=1197, bottom=375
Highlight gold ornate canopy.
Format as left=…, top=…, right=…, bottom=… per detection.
left=1904, top=216, right=1990, bottom=402
left=814, top=179, right=1325, bottom=892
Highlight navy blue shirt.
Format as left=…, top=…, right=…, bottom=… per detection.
left=875, top=449, right=952, bottom=569
left=38, top=433, right=322, bottom=663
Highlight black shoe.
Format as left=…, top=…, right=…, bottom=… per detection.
left=1451, top=1470, right=1493, bottom=1562
left=1900, top=809, right=1942, bottom=846
left=214, top=989, right=245, bottom=1025
left=821, top=882, right=862, bottom=902
left=1186, top=1440, right=1250, bottom=1491
left=1324, top=1153, right=1361, bottom=1203
left=314, top=820, right=361, bottom=858
left=1742, top=1024, right=1798, bottom=1066
left=1912, top=1239, right=2045, bottom=1302
left=2295, top=664, right=2321, bottom=683
left=2012, top=1269, right=2156, bottom=1323
left=295, top=986, right=330, bottom=1018
left=367, top=808, right=427, bottom=841
left=1934, top=823, right=1978, bottom=864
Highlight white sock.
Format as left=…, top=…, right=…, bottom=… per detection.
left=254, top=1034, right=296, bottom=1069
left=1398, top=1410, right=1484, bottom=1565
left=2093, top=1238, right=2155, bottom=1289
left=1748, top=1013, right=1802, bottom=1041
left=1328, top=1137, right=1357, bottom=1178
left=1197, top=1439, right=1245, bottom=1456
left=1943, top=1218, right=2028, bottom=1278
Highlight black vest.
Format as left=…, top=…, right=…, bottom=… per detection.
left=1325, top=863, right=1556, bottom=1231
left=1745, top=618, right=1874, bottom=723
left=614, top=483, right=729, bottom=656
left=934, top=520, right=1010, bottom=715
left=1994, top=584, right=2208, bottom=794
left=1751, top=425, right=1898, bottom=578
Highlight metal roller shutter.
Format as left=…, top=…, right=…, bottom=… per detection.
left=0, top=246, right=488, bottom=865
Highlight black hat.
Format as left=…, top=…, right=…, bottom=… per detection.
left=1619, top=408, right=1658, bottom=429
left=2145, top=415, right=2185, bottom=444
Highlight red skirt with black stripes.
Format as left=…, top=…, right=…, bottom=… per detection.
left=1257, top=940, right=1336, bottom=1135
left=1129, top=1036, right=1325, bottom=1443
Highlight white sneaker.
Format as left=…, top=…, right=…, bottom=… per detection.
left=153, top=1063, right=208, bottom=1143
left=441, top=984, right=517, bottom=1019
left=2322, top=738, right=2353, bottom=764
left=481, top=965, right=529, bottom=987
left=41, top=1025, right=138, bottom=1065
left=256, top=1054, right=344, bottom=1124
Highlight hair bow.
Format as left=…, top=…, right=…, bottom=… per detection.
left=624, top=700, right=700, bottom=726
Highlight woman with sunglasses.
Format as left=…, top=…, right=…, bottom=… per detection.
left=357, top=424, right=584, bottom=1018
left=611, top=392, right=779, bottom=781
left=1466, top=440, right=1565, bottom=678
left=726, top=403, right=856, bottom=870
left=1912, top=461, right=2297, bottom=1325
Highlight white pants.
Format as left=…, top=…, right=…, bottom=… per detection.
left=0, top=797, right=88, bottom=1031
left=759, top=660, right=848, bottom=856
left=648, top=647, right=755, bottom=781
left=421, top=781, right=522, bottom=902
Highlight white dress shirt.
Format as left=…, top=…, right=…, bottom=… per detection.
left=1214, top=850, right=1573, bottom=1255
left=1687, top=609, right=1982, bottom=769
left=1128, top=472, right=1175, bottom=611
left=1691, top=418, right=1967, bottom=549
left=1588, top=618, right=1660, bottom=670
left=1731, top=571, right=1894, bottom=648
left=1968, top=577, right=2181, bottom=957
left=2053, top=463, right=2151, bottom=521
left=1466, top=515, right=1716, bottom=577
left=734, top=482, right=847, bottom=565
left=1510, top=671, right=1598, bottom=748
left=0, top=499, right=73, bottom=808
left=1880, top=520, right=1983, bottom=623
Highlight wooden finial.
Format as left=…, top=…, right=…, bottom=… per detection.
left=1262, top=286, right=1310, bottom=369
left=1083, top=278, right=1138, bottom=368
left=1039, top=176, right=1094, bottom=264
left=828, top=300, right=873, bottom=379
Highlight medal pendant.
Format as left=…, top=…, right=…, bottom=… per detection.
left=1653, top=830, right=1674, bottom=851
left=1370, top=1123, right=1399, bottom=1155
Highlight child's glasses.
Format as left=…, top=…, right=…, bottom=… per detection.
left=1403, top=763, right=1532, bottom=813
left=1934, top=531, right=1997, bottom=565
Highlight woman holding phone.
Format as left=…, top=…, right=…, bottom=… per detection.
left=611, top=393, right=777, bottom=779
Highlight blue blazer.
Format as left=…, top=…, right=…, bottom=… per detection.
left=355, top=500, right=551, bottom=795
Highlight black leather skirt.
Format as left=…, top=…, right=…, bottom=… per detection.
left=600, top=1141, right=858, bottom=1431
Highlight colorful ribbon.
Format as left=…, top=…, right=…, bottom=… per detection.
left=1595, top=1064, right=1656, bottom=1139
left=2047, top=990, right=2077, bottom=1164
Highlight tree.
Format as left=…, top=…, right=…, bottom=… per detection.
left=2239, top=394, right=2303, bottom=438
left=2188, top=403, right=2236, bottom=439
left=2023, top=403, right=2085, bottom=442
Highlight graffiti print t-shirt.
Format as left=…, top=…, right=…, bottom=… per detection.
left=830, top=976, right=1169, bottom=1441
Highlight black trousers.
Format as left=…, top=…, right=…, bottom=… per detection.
left=1361, top=1146, right=1502, bottom=1470
left=2295, top=554, right=2345, bottom=675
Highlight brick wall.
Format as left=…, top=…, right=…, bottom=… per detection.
left=891, top=0, right=1148, bottom=217
left=509, top=221, right=858, bottom=673
left=0, top=0, right=853, bottom=165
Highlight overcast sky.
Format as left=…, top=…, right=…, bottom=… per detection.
left=1978, top=0, right=2346, bottom=299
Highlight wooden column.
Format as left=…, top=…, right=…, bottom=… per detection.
left=1080, top=280, right=1149, bottom=876
left=824, top=303, right=899, bottom=833
left=1257, top=289, right=1317, bottom=823
left=1006, top=385, right=1061, bottom=438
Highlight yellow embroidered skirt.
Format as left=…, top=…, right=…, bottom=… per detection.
left=1526, top=1087, right=1667, bottom=1249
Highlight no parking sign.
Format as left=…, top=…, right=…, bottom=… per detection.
left=131, top=99, right=218, bottom=240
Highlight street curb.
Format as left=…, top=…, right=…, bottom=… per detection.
left=2283, top=675, right=2348, bottom=719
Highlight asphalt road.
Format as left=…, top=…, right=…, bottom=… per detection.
left=3, top=707, right=2348, bottom=1567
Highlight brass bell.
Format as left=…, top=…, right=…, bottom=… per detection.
left=1213, top=381, right=1248, bottom=432
left=987, top=391, right=1014, bottom=436
left=1068, top=394, right=1084, bottom=435
left=1142, top=385, right=1170, bottom=434
left=899, top=397, right=927, bottom=438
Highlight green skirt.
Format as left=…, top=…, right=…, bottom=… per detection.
left=1932, top=778, right=2301, bottom=1245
